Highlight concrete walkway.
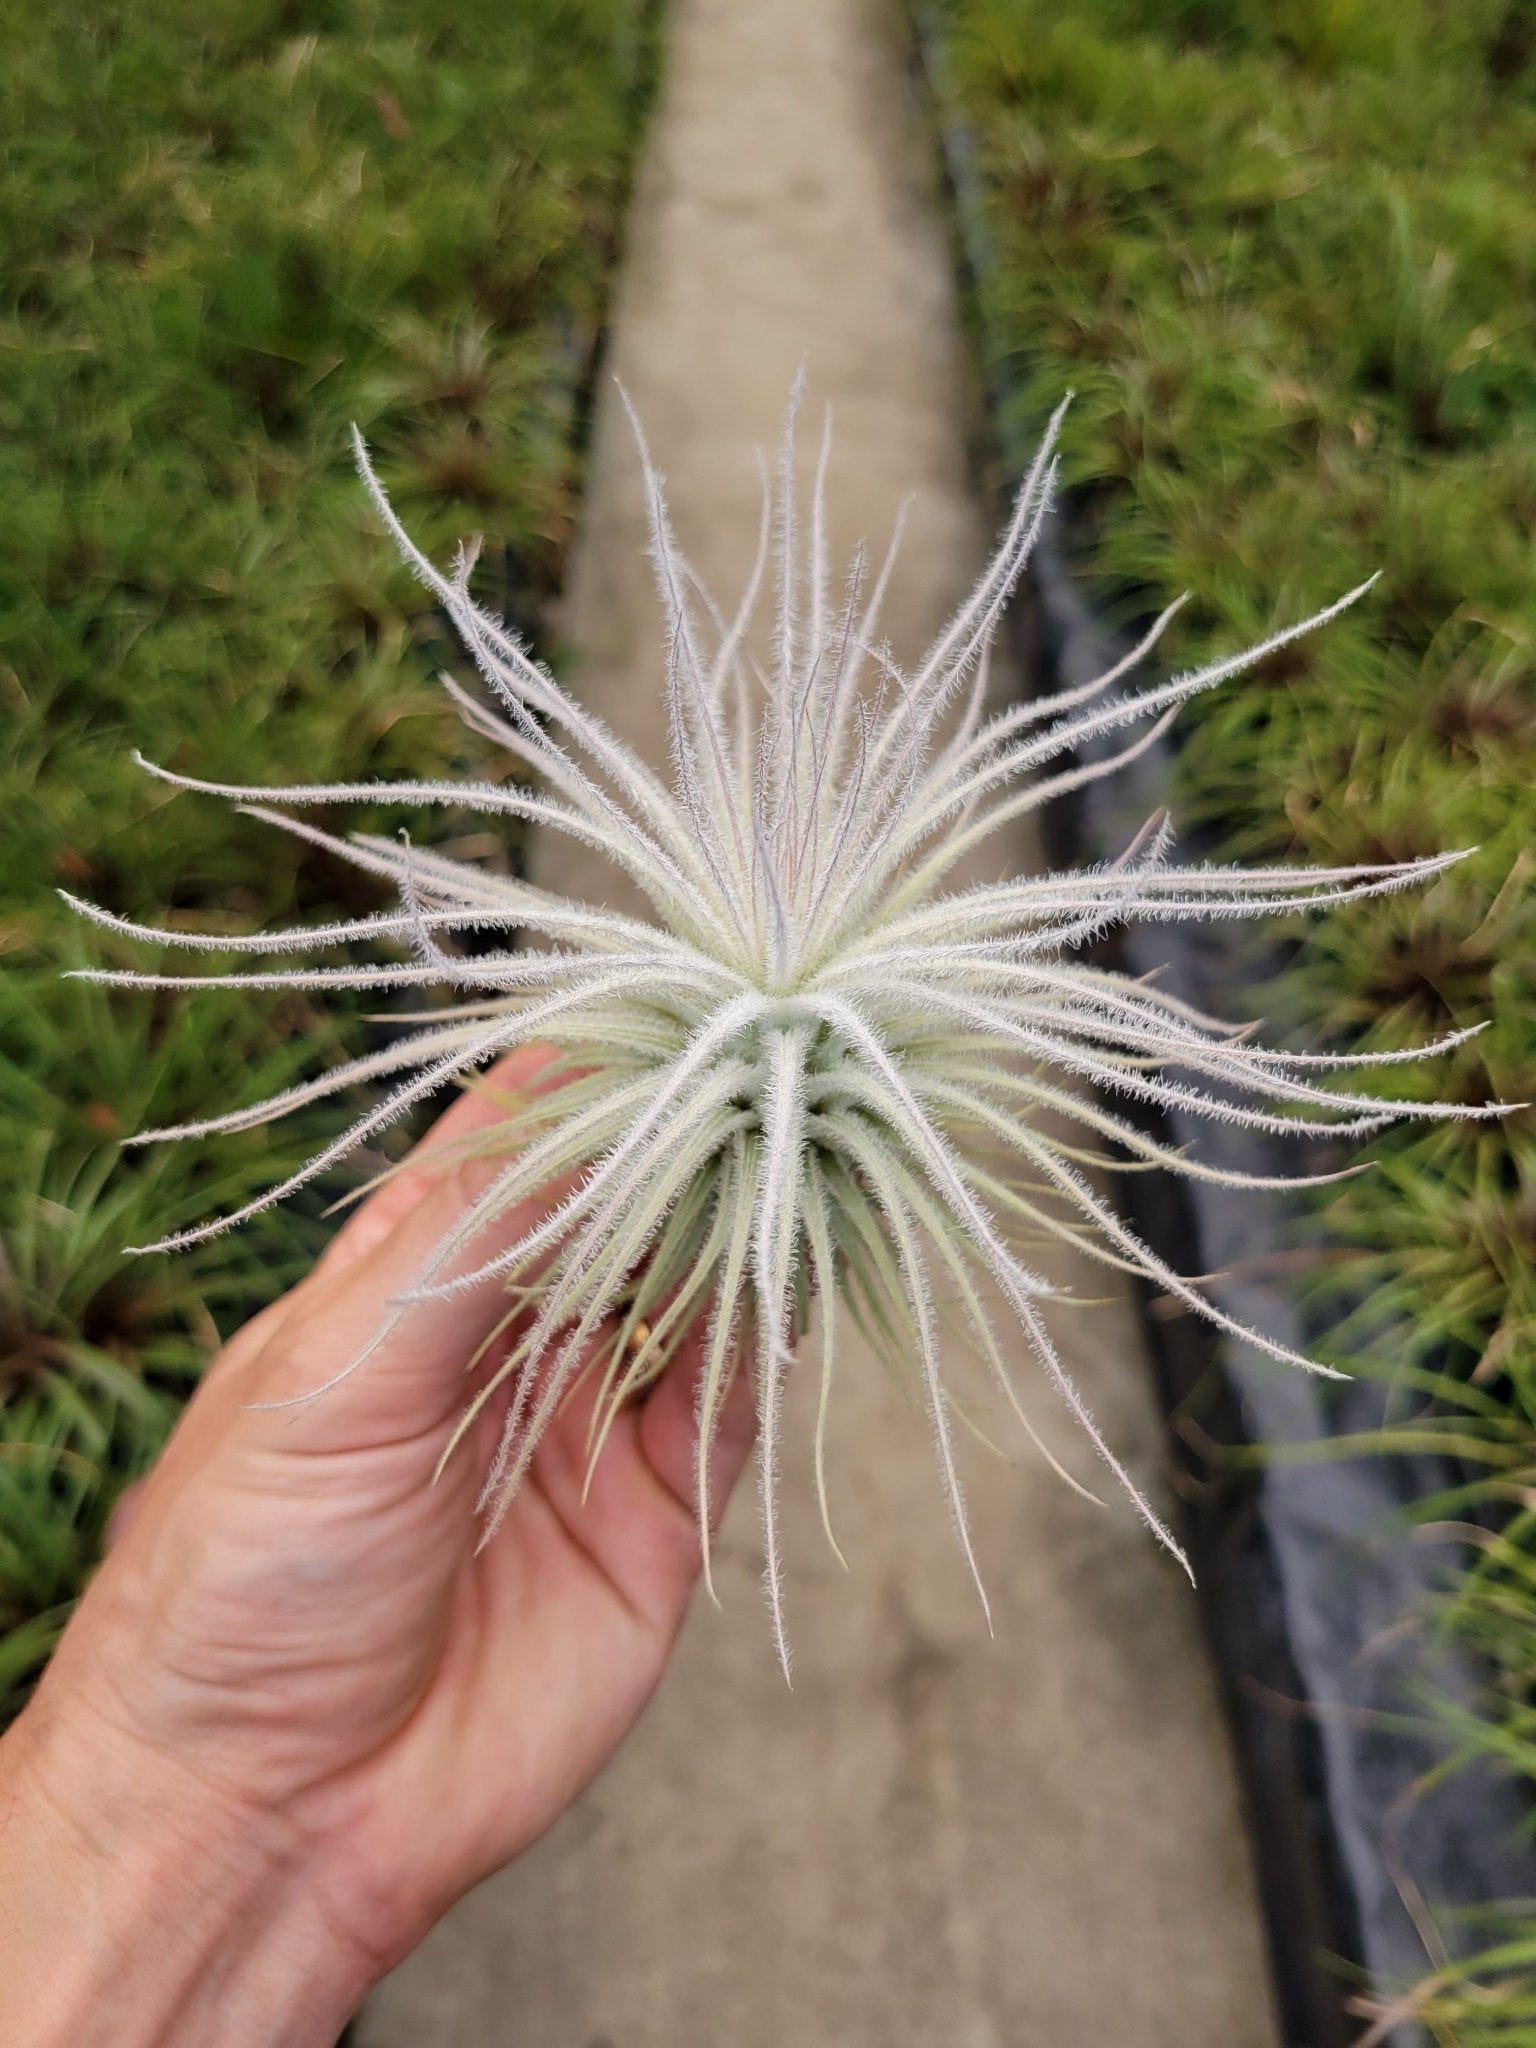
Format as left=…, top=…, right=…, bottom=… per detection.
left=359, top=1, right=1280, bottom=2041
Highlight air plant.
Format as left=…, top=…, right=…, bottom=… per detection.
left=66, top=389, right=1500, bottom=1673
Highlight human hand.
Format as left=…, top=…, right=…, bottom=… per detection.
left=0, top=1047, right=757, bottom=2047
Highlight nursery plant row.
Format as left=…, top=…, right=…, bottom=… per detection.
left=0, top=0, right=658, bottom=1720
left=6, top=3, right=1533, bottom=2036
left=915, top=2, right=1536, bottom=2040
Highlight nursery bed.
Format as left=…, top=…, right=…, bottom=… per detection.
left=912, top=3, right=1536, bottom=2039
left=0, top=0, right=658, bottom=1720
left=1010, top=527, right=1532, bottom=2048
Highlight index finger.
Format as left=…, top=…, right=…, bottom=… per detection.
left=307, top=1045, right=562, bottom=1283
left=206, top=1045, right=561, bottom=1377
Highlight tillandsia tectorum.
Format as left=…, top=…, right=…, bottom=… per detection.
left=69, top=388, right=1503, bottom=1674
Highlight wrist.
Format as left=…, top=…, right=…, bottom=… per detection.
left=0, top=1692, right=375, bottom=2048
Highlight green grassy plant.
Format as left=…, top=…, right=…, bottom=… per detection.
left=918, top=0, right=1535, bottom=2030
left=0, top=0, right=656, bottom=1721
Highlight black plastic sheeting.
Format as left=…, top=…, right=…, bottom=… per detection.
left=1014, top=547, right=1531, bottom=2048
left=910, top=11, right=1532, bottom=2042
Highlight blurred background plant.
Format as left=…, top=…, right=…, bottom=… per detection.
left=918, top=0, right=1535, bottom=2034
left=0, top=0, right=657, bottom=1721
left=7, top=0, right=1534, bottom=2026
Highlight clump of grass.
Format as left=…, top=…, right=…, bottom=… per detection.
left=0, top=975, right=329, bottom=1708
left=0, top=0, right=657, bottom=1721
left=75, top=392, right=1497, bottom=1676
left=920, top=0, right=1535, bottom=2026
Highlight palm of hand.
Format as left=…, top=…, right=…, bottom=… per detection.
left=38, top=1052, right=755, bottom=1980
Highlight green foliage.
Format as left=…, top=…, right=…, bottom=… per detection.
left=920, top=0, right=1536, bottom=2029
left=0, top=0, right=655, bottom=1719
